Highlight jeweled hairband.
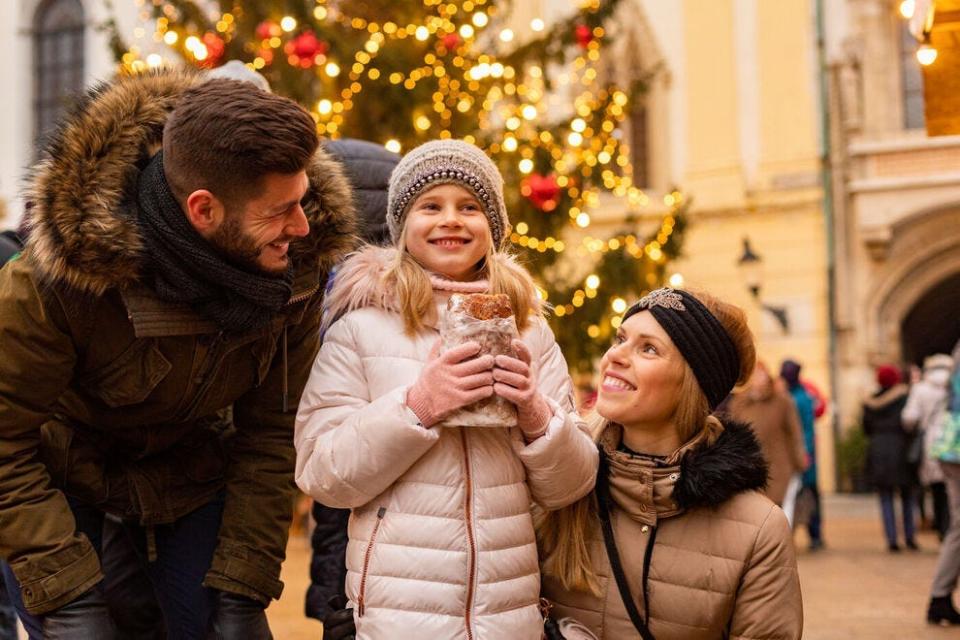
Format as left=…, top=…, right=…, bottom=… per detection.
left=622, top=288, right=740, bottom=410
left=390, top=168, right=503, bottom=244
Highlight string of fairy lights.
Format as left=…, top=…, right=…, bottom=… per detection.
left=120, top=0, right=685, bottom=321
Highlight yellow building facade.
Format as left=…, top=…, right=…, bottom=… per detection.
left=576, top=0, right=835, bottom=488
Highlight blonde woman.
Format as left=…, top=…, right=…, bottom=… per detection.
left=294, top=140, right=598, bottom=639
left=539, top=288, right=803, bottom=640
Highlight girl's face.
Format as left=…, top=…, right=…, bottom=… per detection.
left=403, top=183, right=492, bottom=281
left=595, top=311, right=686, bottom=432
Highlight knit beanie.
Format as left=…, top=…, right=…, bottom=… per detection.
left=876, top=364, right=901, bottom=389
left=386, top=140, right=510, bottom=248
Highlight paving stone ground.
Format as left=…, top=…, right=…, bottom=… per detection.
left=264, top=493, right=955, bottom=639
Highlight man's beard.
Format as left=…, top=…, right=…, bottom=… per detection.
left=208, top=214, right=288, bottom=277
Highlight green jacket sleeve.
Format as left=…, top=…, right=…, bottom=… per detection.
left=203, top=291, right=324, bottom=604
left=0, top=256, right=103, bottom=614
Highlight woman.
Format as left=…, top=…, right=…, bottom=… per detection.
left=538, top=288, right=803, bottom=640
left=862, top=365, right=915, bottom=552
left=728, top=362, right=807, bottom=507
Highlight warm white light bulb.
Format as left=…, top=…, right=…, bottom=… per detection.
left=385, top=139, right=402, bottom=153
left=669, top=273, right=685, bottom=288
left=611, top=298, right=627, bottom=314
left=280, top=16, right=297, bottom=32
left=500, top=29, right=514, bottom=42
left=531, top=18, right=545, bottom=32
left=899, top=0, right=915, bottom=19
left=917, top=44, right=937, bottom=66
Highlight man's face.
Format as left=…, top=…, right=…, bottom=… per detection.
left=209, top=171, right=311, bottom=276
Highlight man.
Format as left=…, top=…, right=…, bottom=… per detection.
left=0, top=71, right=354, bottom=638
left=781, top=359, right=825, bottom=550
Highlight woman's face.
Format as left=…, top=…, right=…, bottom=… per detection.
left=595, top=310, right=686, bottom=431
left=403, top=183, right=492, bottom=281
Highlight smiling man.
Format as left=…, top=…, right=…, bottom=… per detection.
left=0, top=72, right=355, bottom=638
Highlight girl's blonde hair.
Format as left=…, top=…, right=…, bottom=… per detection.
left=535, top=289, right=756, bottom=595
left=385, top=225, right=540, bottom=335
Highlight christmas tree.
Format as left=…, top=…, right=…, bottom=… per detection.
left=113, top=0, right=688, bottom=375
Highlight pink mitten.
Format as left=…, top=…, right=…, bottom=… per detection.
left=493, top=340, right=553, bottom=441
left=406, top=340, right=495, bottom=428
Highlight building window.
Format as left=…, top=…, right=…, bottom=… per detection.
left=33, top=0, right=86, bottom=145
left=629, top=101, right=650, bottom=189
left=900, top=22, right=925, bottom=130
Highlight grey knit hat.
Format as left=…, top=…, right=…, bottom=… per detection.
left=387, top=140, right=510, bottom=248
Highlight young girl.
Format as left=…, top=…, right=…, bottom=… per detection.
left=538, top=288, right=803, bottom=640
left=294, top=140, right=598, bottom=639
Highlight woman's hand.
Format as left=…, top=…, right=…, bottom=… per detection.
left=494, top=340, right=553, bottom=441
left=406, top=340, right=495, bottom=428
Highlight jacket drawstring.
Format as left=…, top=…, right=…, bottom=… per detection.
left=282, top=326, right=289, bottom=412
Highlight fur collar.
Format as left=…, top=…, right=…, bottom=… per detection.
left=323, top=244, right=541, bottom=329
left=600, top=418, right=768, bottom=517
left=24, top=69, right=356, bottom=295
left=672, top=418, right=769, bottom=510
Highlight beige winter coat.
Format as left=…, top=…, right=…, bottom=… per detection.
left=295, top=247, right=599, bottom=640
left=542, top=421, right=803, bottom=640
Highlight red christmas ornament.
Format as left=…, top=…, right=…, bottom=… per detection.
left=442, top=32, right=461, bottom=51
left=521, top=173, right=561, bottom=211
left=575, top=24, right=592, bottom=49
left=292, top=30, right=326, bottom=59
left=198, top=32, right=225, bottom=68
left=256, top=20, right=280, bottom=40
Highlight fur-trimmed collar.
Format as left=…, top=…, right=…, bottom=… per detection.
left=602, top=418, right=769, bottom=518
left=673, top=418, right=769, bottom=510
left=24, top=69, right=356, bottom=295
left=322, top=244, right=541, bottom=329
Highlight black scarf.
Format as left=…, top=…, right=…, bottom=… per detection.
left=136, top=152, right=293, bottom=333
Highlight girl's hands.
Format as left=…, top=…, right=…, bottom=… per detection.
left=493, top=340, right=552, bottom=441
left=406, top=340, right=495, bottom=428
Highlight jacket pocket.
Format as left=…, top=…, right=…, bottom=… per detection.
left=357, top=507, right=386, bottom=617
left=83, top=339, right=172, bottom=408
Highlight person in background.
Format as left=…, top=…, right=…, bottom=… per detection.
left=862, top=365, right=915, bottom=552
left=902, top=354, right=954, bottom=541
left=304, top=138, right=400, bottom=624
left=781, top=359, right=825, bottom=550
left=728, top=361, right=807, bottom=507
left=925, top=341, right=960, bottom=626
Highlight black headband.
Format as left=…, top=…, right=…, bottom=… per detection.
left=622, top=288, right=740, bottom=410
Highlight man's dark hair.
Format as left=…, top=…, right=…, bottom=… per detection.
left=162, top=79, right=319, bottom=209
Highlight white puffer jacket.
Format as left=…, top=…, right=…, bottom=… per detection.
left=295, top=247, right=599, bottom=640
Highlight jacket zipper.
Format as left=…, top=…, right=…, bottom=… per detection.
left=459, top=429, right=477, bottom=640
left=288, top=283, right=319, bottom=306
left=357, top=506, right=386, bottom=617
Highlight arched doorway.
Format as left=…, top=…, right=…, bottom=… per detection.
left=901, top=272, right=960, bottom=364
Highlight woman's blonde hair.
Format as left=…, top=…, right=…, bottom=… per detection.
left=536, top=289, right=755, bottom=595
left=385, top=224, right=540, bottom=335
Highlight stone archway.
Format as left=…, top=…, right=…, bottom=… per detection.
left=901, top=271, right=960, bottom=364
left=866, top=204, right=960, bottom=364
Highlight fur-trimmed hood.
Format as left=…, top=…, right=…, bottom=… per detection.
left=322, top=244, right=542, bottom=329
left=24, top=69, right=356, bottom=295
left=601, top=417, right=768, bottom=518
left=673, top=418, right=769, bottom=510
